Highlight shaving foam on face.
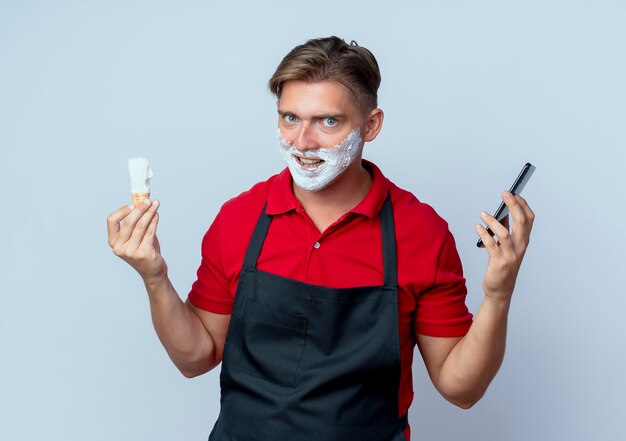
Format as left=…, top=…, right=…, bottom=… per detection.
left=278, top=129, right=362, bottom=192
left=128, top=157, right=153, bottom=204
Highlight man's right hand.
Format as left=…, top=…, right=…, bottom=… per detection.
left=107, top=199, right=167, bottom=283
left=106, top=198, right=229, bottom=377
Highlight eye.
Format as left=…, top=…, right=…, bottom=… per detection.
left=322, top=117, right=337, bottom=127
left=283, top=114, right=297, bottom=124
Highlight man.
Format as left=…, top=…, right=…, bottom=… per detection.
left=107, top=36, right=534, bottom=440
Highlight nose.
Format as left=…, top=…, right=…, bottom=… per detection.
left=293, top=123, right=319, bottom=152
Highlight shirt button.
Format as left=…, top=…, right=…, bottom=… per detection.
left=313, top=241, right=321, bottom=249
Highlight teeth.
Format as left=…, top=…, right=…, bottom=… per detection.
left=298, top=157, right=322, bottom=165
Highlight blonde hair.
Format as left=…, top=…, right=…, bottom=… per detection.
left=268, top=36, right=381, bottom=115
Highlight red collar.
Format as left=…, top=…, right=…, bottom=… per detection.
left=266, top=160, right=391, bottom=219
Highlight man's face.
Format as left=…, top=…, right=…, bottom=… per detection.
left=277, top=80, right=364, bottom=153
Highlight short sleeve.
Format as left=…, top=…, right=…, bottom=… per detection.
left=414, top=230, right=473, bottom=337
left=187, top=213, right=234, bottom=314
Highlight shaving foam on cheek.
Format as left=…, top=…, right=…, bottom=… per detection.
left=278, top=128, right=362, bottom=191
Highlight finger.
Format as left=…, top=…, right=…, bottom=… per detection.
left=475, top=224, right=501, bottom=253
left=107, top=204, right=135, bottom=247
left=513, top=195, right=535, bottom=247
left=480, top=211, right=511, bottom=245
left=515, top=195, right=535, bottom=225
left=139, top=211, right=159, bottom=249
left=116, top=198, right=154, bottom=245
left=126, top=200, right=161, bottom=251
left=501, top=214, right=510, bottom=230
left=502, top=191, right=532, bottom=243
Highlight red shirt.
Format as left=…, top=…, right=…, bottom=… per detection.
left=188, top=161, right=473, bottom=437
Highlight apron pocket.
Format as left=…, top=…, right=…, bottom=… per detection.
left=238, top=299, right=308, bottom=388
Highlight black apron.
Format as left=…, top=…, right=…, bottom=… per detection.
left=209, top=195, right=407, bottom=441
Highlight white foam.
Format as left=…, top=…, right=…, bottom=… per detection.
left=278, top=129, right=362, bottom=191
left=128, top=157, right=153, bottom=194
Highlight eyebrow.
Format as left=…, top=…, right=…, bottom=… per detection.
left=277, top=109, right=346, bottom=120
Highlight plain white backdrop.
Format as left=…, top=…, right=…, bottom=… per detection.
left=1, top=1, right=624, bottom=440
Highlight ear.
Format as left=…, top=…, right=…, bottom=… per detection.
left=362, top=108, right=384, bottom=142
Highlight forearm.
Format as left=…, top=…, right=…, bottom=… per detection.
left=144, top=275, right=217, bottom=377
left=428, top=193, right=534, bottom=408
left=437, top=296, right=511, bottom=408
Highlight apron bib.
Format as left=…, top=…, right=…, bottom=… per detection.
left=209, top=195, right=407, bottom=440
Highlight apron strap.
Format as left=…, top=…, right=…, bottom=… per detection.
left=242, top=193, right=397, bottom=288
left=380, top=193, right=398, bottom=287
left=242, top=202, right=271, bottom=270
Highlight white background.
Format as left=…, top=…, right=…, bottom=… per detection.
left=1, top=1, right=624, bottom=440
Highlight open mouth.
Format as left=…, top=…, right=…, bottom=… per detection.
left=295, top=155, right=324, bottom=169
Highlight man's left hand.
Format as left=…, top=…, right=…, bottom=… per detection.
left=475, top=191, right=535, bottom=302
